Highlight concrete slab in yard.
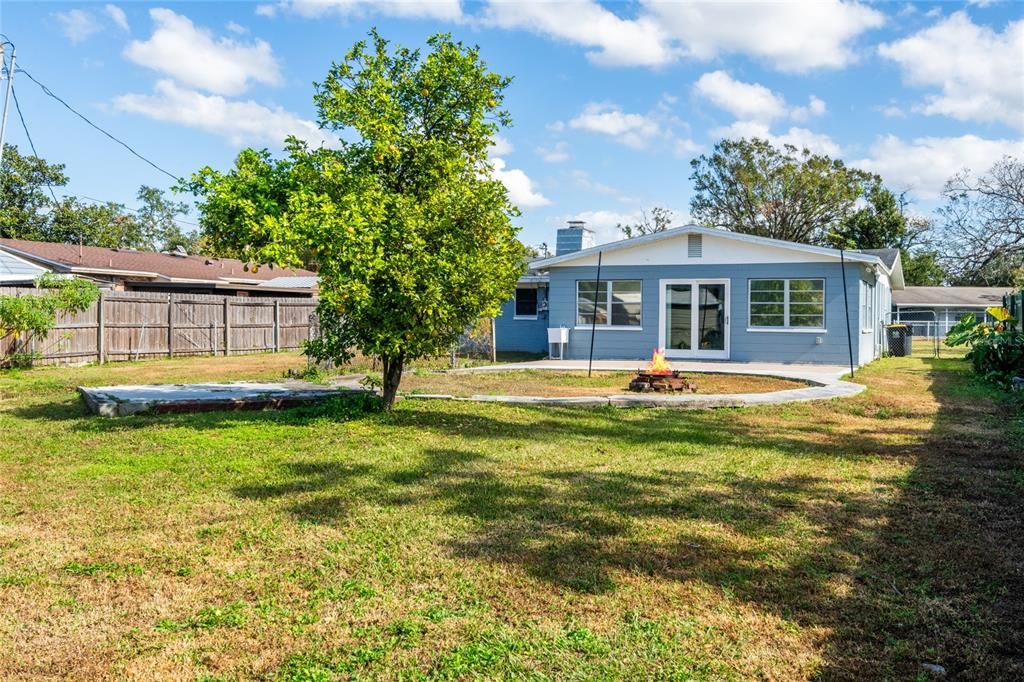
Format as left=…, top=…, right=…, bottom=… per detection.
left=79, top=381, right=364, bottom=417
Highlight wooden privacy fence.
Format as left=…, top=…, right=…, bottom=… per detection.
left=0, top=287, right=317, bottom=366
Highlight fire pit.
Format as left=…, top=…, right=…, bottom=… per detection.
left=628, top=349, right=697, bottom=393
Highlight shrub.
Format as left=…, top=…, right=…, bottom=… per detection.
left=945, top=307, right=1024, bottom=387
left=0, top=274, right=100, bottom=368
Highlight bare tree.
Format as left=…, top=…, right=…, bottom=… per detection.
left=618, top=207, right=674, bottom=239
left=939, top=156, right=1024, bottom=285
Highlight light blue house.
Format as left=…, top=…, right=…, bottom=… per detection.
left=495, top=221, right=904, bottom=366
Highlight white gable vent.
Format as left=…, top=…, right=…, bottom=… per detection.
left=687, top=234, right=702, bottom=258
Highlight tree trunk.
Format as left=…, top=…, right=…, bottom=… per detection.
left=380, top=352, right=405, bottom=410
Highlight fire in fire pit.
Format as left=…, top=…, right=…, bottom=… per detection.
left=629, top=349, right=696, bottom=393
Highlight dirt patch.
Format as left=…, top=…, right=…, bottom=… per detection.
left=398, top=370, right=807, bottom=398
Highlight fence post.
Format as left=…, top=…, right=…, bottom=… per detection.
left=96, top=291, right=105, bottom=364
left=167, top=293, right=175, bottom=357
left=224, top=298, right=231, bottom=356
left=273, top=300, right=280, bottom=352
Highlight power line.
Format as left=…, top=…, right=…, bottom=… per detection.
left=10, top=86, right=59, bottom=203
left=67, top=192, right=201, bottom=228
left=14, top=64, right=182, bottom=182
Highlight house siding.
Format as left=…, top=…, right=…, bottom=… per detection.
left=494, top=286, right=549, bottom=353
left=542, top=262, right=867, bottom=365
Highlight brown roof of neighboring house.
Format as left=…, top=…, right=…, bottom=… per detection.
left=892, top=286, right=1013, bottom=308
left=0, top=238, right=315, bottom=284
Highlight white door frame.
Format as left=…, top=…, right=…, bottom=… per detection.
left=657, top=278, right=731, bottom=360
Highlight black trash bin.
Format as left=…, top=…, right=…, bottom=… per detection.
left=886, top=324, right=913, bottom=356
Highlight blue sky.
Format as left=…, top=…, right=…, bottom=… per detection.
left=2, top=1, right=1021, bottom=247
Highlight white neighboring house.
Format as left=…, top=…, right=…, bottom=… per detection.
left=0, top=247, right=49, bottom=284
left=892, top=286, right=1014, bottom=336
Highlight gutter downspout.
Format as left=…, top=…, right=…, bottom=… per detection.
left=587, top=250, right=603, bottom=378
left=840, top=248, right=855, bottom=378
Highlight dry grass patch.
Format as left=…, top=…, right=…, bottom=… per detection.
left=398, top=369, right=805, bottom=397
left=0, top=352, right=1020, bottom=680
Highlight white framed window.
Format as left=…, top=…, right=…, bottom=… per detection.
left=576, top=280, right=642, bottom=328
left=860, top=281, right=875, bottom=332
left=514, top=287, right=538, bottom=319
left=748, top=278, right=825, bottom=331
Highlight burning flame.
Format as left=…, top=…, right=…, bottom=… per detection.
left=646, top=348, right=673, bottom=375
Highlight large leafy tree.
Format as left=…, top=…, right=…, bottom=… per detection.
left=1, top=144, right=197, bottom=251
left=689, top=138, right=875, bottom=244
left=184, top=31, right=526, bottom=408
left=0, top=144, right=69, bottom=240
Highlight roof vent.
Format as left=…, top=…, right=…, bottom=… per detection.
left=687, top=234, right=702, bottom=258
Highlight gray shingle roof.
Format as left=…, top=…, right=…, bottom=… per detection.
left=856, top=248, right=900, bottom=269
left=893, top=286, right=1013, bottom=307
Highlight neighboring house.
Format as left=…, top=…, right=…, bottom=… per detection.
left=0, top=247, right=49, bottom=284
left=0, top=238, right=316, bottom=296
left=495, top=221, right=905, bottom=366
left=892, top=286, right=1013, bottom=336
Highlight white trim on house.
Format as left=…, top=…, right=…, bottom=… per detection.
left=574, top=278, right=643, bottom=330
left=532, top=225, right=896, bottom=274
left=747, top=277, right=827, bottom=333
left=657, top=278, right=730, bottom=360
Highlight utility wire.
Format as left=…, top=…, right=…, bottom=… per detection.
left=10, top=86, right=59, bottom=203
left=14, top=64, right=182, bottom=182
left=68, top=192, right=201, bottom=228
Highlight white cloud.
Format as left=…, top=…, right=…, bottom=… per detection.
left=693, top=71, right=787, bottom=123
left=647, top=0, right=885, bottom=73
left=569, top=103, right=661, bottom=149
left=225, top=21, right=249, bottom=35
left=567, top=100, right=699, bottom=157
left=489, top=135, right=514, bottom=156
left=482, top=1, right=675, bottom=67
left=537, top=141, right=569, bottom=163
left=481, top=1, right=882, bottom=72
left=114, top=80, right=339, bottom=149
left=491, top=158, right=550, bottom=208
left=878, top=12, right=1024, bottom=130
left=125, top=9, right=282, bottom=96
left=562, top=209, right=642, bottom=244
left=104, top=4, right=129, bottom=32
left=56, top=9, right=102, bottom=43
left=712, top=121, right=843, bottom=157
left=269, top=0, right=463, bottom=21
left=694, top=71, right=826, bottom=125
left=854, top=134, right=1024, bottom=200
left=791, top=95, right=827, bottom=123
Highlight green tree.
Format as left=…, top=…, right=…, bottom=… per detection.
left=184, top=31, right=525, bottom=408
left=689, top=138, right=875, bottom=244
left=0, top=273, right=100, bottom=367
left=618, top=207, right=673, bottom=239
left=828, top=182, right=907, bottom=250
left=136, top=185, right=197, bottom=252
left=902, top=250, right=946, bottom=286
left=0, top=144, right=69, bottom=240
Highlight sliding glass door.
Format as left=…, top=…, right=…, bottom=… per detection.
left=659, top=279, right=730, bottom=359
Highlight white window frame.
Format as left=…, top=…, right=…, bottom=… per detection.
left=575, top=279, right=643, bottom=330
left=860, top=280, right=876, bottom=334
left=513, top=286, right=539, bottom=320
left=747, top=278, right=826, bottom=333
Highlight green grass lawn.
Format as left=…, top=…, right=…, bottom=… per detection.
left=0, top=353, right=1021, bottom=680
